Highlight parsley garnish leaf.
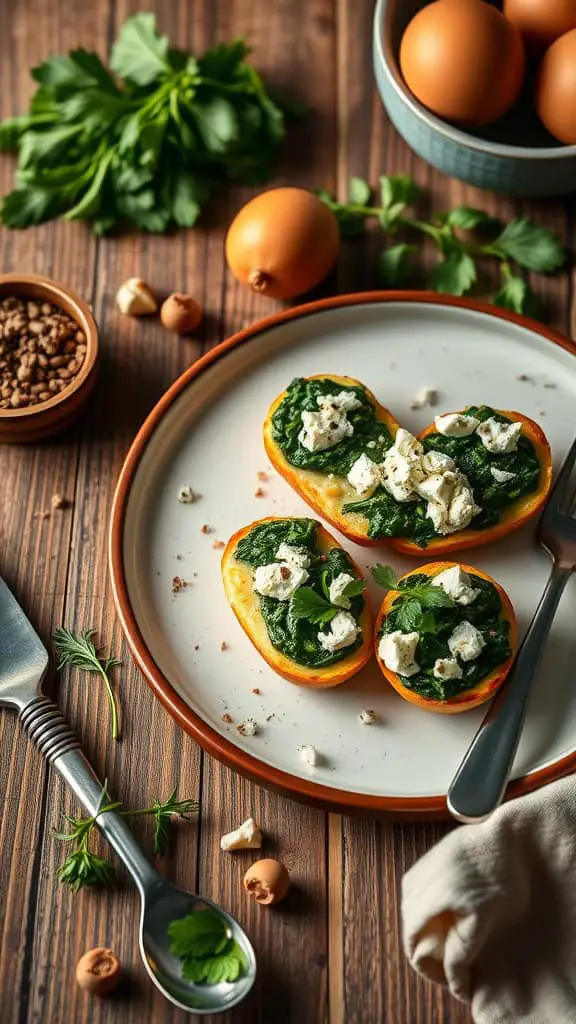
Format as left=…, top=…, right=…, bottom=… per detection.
left=431, top=251, right=477, bottom=296
left=489, top=218, right=565, bottom=272
left=378, top=243, right=416, bottom=286
left=290, top=588, right=338, bottom=625
left=168, top=911, right=246, bottom=985
left=341, top=578, right=366, bottom=599
left=371, top=564, right=399, bottom=589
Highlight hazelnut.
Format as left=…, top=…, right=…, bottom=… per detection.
left=160, top=293, right=203, bottom=335
left=116, top=278, right=158, bottom=316
left=76, top=947, right=121, bottom=997
left=243, top=858, right=290, bottom=906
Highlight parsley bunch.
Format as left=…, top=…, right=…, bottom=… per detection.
left=168, top=909, right=246, bottom=985
left=0, top=14, right=288, bottom=233
left=371, top=564, right=455, bottom=633
left=318, top=176, right=566, bottom=319
left=54, top=785, right=199, bottom=891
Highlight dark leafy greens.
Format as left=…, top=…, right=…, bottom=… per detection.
left=234, top=518, right=365, bottom=668
left=344, top=405, right=542, bottom=545
left=379, top=572, right=512, bottom=700
left=0, top=15, right=290, bottom=233
left=271, top=377, right=392, bottom=475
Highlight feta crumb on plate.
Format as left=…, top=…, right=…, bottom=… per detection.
left=178, top=485, right=196, bottom=503
left=299, top=744, right=319, bottom=767
left=358, top=709, right=378, bottom=725
left=411, top=387, right=438, bottom=410
left=237, top=718, right=259, bottom=737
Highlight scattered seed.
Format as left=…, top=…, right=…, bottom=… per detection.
left=201, top=524, right=211, bottom=534
left=212, top=539, right=225, bottom=550
left=254, top=487, right=265, bottom=498
left=171, top=575, right=188, bottom=593
left=220, top=641, right=228, bottom=651
left=222, top=713, right=234, bottom=724
left=257, top=471, right=268, bottom=481
left=0, top=296, right=85, bottom=409
left=251, top=688, right=261, bottom=695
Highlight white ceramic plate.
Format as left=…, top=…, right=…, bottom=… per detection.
left=110, top=294, right=576, bottom=817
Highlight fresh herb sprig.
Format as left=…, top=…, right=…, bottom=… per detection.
left=168, top=908, right=246, bottom=985
left=53, top=628, right=121, bottom=741
left=318, top=176, right=566, bottom=318
left=371, top=564, right=454, bottom=632
left=0, top=14, right=290, bottom=233
left=291, top=577, right=366, bottom=625
left=54, top=785, right=199, bottom=891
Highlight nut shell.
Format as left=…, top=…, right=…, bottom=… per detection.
left=160, top=293, right=203, bottom=334
left=243, top=858, right=290, bottom=906
left=76, top=947, right=121, bottom=997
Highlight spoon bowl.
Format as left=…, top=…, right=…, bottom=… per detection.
left=140, top=884, right=256, bottom=1014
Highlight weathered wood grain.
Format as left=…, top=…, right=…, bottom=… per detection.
left=0, top=0, right=572, bottom=1022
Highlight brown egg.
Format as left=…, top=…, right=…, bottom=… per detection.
left=243, top=858, right=290, bottom=906
left=535, top=28, right=576, bottom=143
left=399, top=0, right=526, bottom=126
left=504, top=0, right=576, bottom=54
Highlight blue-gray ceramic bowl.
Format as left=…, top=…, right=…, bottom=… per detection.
left=373, top=0, right=576, bottom=197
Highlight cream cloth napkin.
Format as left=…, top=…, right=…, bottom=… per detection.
left=402, top=775, right=576, bottom=1024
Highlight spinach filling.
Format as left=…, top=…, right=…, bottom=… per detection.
left=234, top=518, right=365, bottom=669
left=379, top=573, right=512, bottom=700
left=271, top=377, right=393, bottom=475
left=343, top=405, right=541, bottom=545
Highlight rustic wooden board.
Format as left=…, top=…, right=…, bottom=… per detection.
left=0, top=0, right=572, bottom=1022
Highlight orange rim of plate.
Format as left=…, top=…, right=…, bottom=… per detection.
left=109, top=290, right=575, bottom=819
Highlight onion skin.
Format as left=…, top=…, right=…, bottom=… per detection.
left=375, top=561, right=518, bottom=714
left=221, top=516, right=373, bottom=688
left=225, top=187, right=340, bottom=300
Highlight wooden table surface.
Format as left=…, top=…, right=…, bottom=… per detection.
left=0, top=1, right=573, bottom=1022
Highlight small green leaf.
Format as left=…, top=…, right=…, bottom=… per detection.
left=431, top=251, right=477, bottom=296
left=379, top=174, right=420, bottom=211
left=193, top=97, right=239, bottom=152
left=110, top=12, right=170, bottom=86
left=371, top=564, right=398, bottom=589
left=378, top=244, right=416, bottom=287
left=170, top=171, right=209, bottom=228
left=395, top=598, right=422, bottom=632
left=168, top=909, right=230, bottom=960
left=444, top=206, right=493, bottom=230
left=491, top=218, right=565, bottom=272
left=348, top=176, right=371, bottom=206
left=341, top=578, right=366, bottom=599
left=290, top=588, right=337, bottom=625
left=492, top=274, right=541, bottom=319
left=416, top=587, right=454, bottom=609
left=0, top=116, right=30, bottom=151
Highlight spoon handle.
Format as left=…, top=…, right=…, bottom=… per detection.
left=19, top=695, right=158, bottom=894
left=447, top=563, right=572, bottom=824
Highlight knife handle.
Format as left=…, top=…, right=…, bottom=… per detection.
left=18, top=695, right=158, bottom=894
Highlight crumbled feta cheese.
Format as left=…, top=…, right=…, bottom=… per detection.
left=254, top=562, right=308, bottom=601
left=448, top=621, right=486, bottom=662
left=347, top=453, right=381, bottom=496
left=317, top=610, right=360, bottom=651
left=490, top=466, right=517, bottom=484
left=445, top=481, right=481, bottom=532
left=421, top=450, right=455, bottom=474
left=299, top=744, right=319, bottom=767
left=220, top=817, right=262, bottom=851
left=236, top=718, right=259, bottom=737
left=394, top=428, right=424, bottom=460
left=411, top=387, right=438, bottom=410
left=432, top=566, right=479, bottom=605
left=378, top=630, right=420, bottom=677
left=434, top=412, right=480, bottom=437
left=433, top=658, right=463, bottom=680
left=329, top=572, right=356, bottom=609
left=476, top=417, right=522, bottom=454
left=414, top=472, right=455, bottom=507
left=178, top=485, right=196, bottom=503
left=275, top=543, right=311, bottom=569
left=298, top=391, right=361, bottom=452
left=358, top=709, right=378, bottom=725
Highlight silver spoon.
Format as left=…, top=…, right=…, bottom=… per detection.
left=0, top=575, right=256, bottom=1014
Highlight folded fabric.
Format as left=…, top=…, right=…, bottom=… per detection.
left=402, top=775, right=576, bottom=1024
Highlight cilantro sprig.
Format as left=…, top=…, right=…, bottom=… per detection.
left=168, top=909, right=246, bottom=985
left=318, top=176, right=566, bottom=319
left=371, top=564, right=454, bottom=632
left=0, top=14, right=292, bottom=233
left=54, top=784, right=199, bottom=891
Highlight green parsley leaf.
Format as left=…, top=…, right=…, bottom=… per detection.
left=431, top=251, right=477, bottom=295
left=168, top=908, right=230, bottom=959
left=395, top=598, right=422, bottom=632
left=380, top=174, right=420, bottom=211
left=0, top=117, right=30, bottom=151
left=490, top=218, right=565, bottom=272
left=348, top=176, right=371, bottom=206
left=492, top=274, right=541, bottom=319
left=290, top=588, right=338, bottom=625
left=378, top=243, right=416, bottom=286
left=371, top=564, right=398, bottom=589
left=193, top=97, right=239, bottom=153
left=341, top=578, right=366, bottom=599
left=182, top=952, right=242, bottom=985
left=443, top=206, right=494, bottom=230
left=110, top=13, right=170, bottom=86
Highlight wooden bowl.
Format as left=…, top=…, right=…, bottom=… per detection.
left=0, top=273, right=98, bottom=444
